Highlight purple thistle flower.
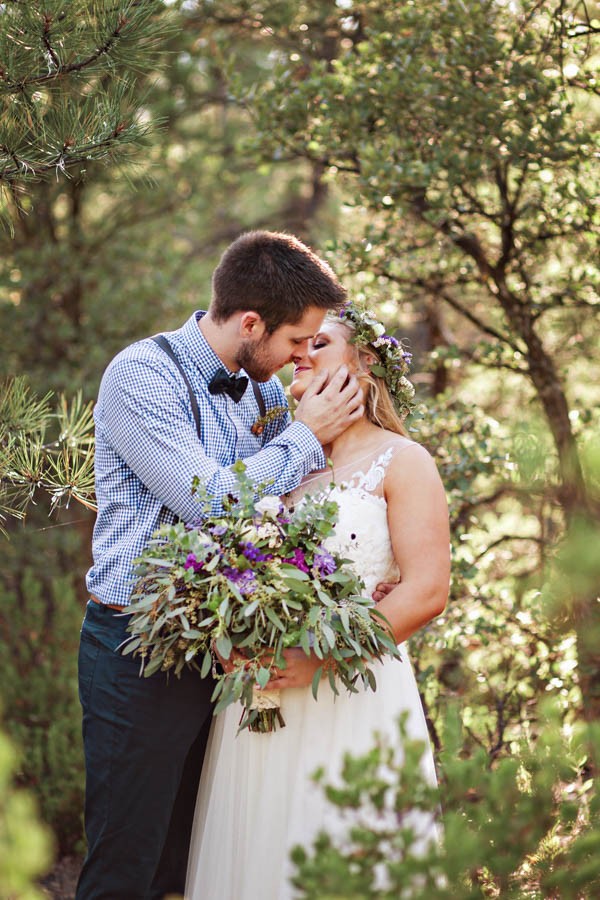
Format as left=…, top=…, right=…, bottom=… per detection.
left=184, top=553, right=204, bottom=574
left=223, top=566, right=257, bottom=595
left=314, top=549, right=337, bottom=577
left=283, top=548, right=310, bottom=573
left=240, top=541, right=271, bottom=562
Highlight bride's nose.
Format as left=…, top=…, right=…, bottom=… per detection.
left=291, top=345, right=310, bottom=364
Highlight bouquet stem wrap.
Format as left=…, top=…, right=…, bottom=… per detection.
left=244, top=687, right=285, bottom=733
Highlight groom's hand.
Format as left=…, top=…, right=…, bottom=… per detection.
left=264, top=647, right=322, bottom=690
left=372, top=580, right=400, bottom=603
left=294, top=365, right=364, bottom=445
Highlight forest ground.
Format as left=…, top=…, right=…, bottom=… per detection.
left=40, top=856, right=82, bottom=899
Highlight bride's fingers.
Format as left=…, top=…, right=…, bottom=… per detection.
left=372, top=580, right=400, bottom=602
left=214, top=646, right=247, bottom=674
left=263, top=649, right=323, bottom=689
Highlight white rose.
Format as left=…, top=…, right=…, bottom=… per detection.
left=241, top=525, right=261, bottom=543
left=256, top=523, right=283, bottom=548
left=400, top=376, right=416, bottom=397
left=255, top=495, right=282, bottom=518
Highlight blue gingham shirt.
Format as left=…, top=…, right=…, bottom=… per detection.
left=86, top=311, right=326, bottom=606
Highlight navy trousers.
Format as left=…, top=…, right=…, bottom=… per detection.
left=76, top=600, right=215, bottom=900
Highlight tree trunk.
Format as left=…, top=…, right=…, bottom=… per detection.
left=439, top=214, right=598, bottom=720
left=495, top=281, right=588, bottom=517
left=493, top=281, right=599, bottom=722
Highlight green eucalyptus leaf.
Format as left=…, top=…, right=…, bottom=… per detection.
left=311, top=666, right=323, bottom=700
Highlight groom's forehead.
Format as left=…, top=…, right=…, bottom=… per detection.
left=277, top=308, right=326, bottom=340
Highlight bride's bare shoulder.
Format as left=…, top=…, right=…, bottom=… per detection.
left=377, top=431, right=422, bottom=457
left=382, top=432, right=441, bottom=485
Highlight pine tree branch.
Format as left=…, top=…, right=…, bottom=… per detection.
left=2, top=16, right=128, bottom=91
left=0, top=123, right=143, bottom=183
left=1, top=379, right=97, bottom=530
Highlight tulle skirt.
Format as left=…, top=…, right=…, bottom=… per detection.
left=185, top=646, right=438, bottom=900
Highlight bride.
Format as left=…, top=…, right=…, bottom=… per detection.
left=185, top=304, right=451, bottom=899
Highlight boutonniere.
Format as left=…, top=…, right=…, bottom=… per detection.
left=251, top=405, right=288, bottom=436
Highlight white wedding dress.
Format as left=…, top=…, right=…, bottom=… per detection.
left=185, top=441, right=438, bottom=899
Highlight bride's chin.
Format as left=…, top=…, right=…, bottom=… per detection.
left=290, top=379, right=308, bottom=402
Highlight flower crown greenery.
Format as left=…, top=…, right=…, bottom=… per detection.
left=336, top=303, right=415, bottom=418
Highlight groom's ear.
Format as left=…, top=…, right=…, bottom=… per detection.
left=239, top=311, right=267, bottom=339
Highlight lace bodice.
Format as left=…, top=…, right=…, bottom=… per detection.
left=294, top=440, right=414, bottom=596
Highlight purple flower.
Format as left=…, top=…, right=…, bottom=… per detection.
left=184, top=553, right=204, bottom=574
left=223, top=566, right=257, bottom=596
left=283, top=548, right=310, bottom=573
left=313, top=549, right=336, bottom=577
left=240, top=541, right=271, bottom=563
left=387, top=335, right=399, bottom=347
left=210, top=524, right=228, bottom=536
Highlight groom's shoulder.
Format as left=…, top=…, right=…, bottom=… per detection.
left=100, top=335, right=177, bottom=391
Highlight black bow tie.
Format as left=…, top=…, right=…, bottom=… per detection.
left=208, top=367, right=248, bottom=403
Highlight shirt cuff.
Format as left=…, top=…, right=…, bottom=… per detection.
left=278, top=420, right=327, bottom=473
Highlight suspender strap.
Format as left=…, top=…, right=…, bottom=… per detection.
left=151, top=334, right=266, bottom=432
left=151, top=335, right=202, bottom=439
left=250, top=379, right=266, bottom=418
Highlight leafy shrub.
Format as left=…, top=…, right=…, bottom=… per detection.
left=0, top=725, right=54, bottom=899
left=0, top=562, right=85, bottom=855
left=291, top=703, right=600, bottom=899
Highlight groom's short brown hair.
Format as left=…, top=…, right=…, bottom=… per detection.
left=210, top=230, right=346, bottom=332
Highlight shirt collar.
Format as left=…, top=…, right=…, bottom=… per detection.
left=180, top=310, right=240, bottom=380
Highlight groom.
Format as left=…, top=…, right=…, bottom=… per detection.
left=77, top=230, right=364, bottom=899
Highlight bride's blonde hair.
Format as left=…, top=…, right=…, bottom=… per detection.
left=332, top=319, right=409, bottom=437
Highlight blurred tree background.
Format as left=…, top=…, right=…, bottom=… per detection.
left=1, top=0, right=598, bottom=896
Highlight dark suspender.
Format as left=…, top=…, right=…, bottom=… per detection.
left=151, top=334, right=266, bottom=435
left=250, top=378, right=266, bottom=419
left=152, top=335, right=202, bottom=438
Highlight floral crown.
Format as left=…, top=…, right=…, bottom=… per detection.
left=336, top=303, right=415, bottom=418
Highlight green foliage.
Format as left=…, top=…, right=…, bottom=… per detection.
left=0, top=377, right=96, bottom=530
left=0, top=565, right=85, bottom=854
left=0, top=725, right=54, bottom=900
left=0, top=1, right=170, bottom=194
left=291, top=704, right=600, bottom=899
left=407, top=398, right=574, bottom=757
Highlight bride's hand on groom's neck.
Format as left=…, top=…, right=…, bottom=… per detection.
left=294, top=365, right=364, bottom=444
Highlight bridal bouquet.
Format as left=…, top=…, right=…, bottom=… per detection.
left=121, top=461, right=400, bottom=732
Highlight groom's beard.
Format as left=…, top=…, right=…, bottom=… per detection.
left=235, top=335, right=281, bottom=383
